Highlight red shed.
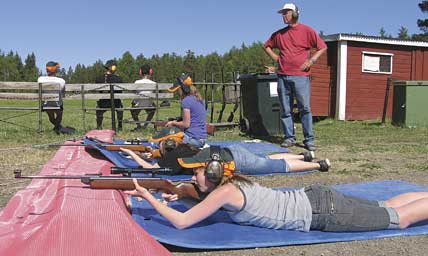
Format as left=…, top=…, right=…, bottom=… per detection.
left=310, top=33, right=428, bottom=120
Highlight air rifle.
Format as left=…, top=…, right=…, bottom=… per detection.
left=14, top=169, right=201, bottom=200
left=32, top=143, right=151, bottom=152
left=32, top=137, right=148, bottom=150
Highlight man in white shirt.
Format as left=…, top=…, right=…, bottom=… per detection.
left=131, top=64, right=156, bottom=131
left=37, top=61, right=66, bottom=134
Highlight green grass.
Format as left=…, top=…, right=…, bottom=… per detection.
left=0, top=98, right=246, bottom=145
left=1, top=98, right=428, bottom=209
left=1, top=98, right=427, bottom=149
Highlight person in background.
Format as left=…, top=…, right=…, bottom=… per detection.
left=121, top=127, right=328, bottom=175
left=95, top=59, right=124, bottom=130
left=166, top=74, right=207, bottom=148
left=264, top=3, right=327, bottom=151
left=37, top=61, right=66, bottom=134
left=131, top=64, right=157, bottom=131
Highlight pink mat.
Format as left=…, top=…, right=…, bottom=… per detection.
left=0, top=130, right=171, bottom=256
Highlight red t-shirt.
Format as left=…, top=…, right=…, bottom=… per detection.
left=264, top=23, right=327, bottom=76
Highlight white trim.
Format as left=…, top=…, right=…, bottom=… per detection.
left=336, top=41, right=348, bottom=121
left=323, top=34, right=428, bottom=48
left=361, top=51, right=394, bottom=56
left=361, top=51, right=393, bottom=75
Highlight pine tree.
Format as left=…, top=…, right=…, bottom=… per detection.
left=398, top=26, right=410, bottom=39
left=117, top=51, right=137, bottom=82
left=379, top=27, right=387, bottom=38
left=183, top=50, right=196, bottom=76
left=414, top=1, right=428, bottom=40
left=22, top=53, right=39, bottom=81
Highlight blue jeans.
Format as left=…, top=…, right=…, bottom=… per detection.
left=183, top=133, right=206, bottom=148
left=277, top=75, right=314, bottom=145
left=227, top=145, right=289, bottom=175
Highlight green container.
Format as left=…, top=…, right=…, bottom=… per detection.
left=392, top=80, right=428, bottom=128
left=239, top=73, right=282, bottom=137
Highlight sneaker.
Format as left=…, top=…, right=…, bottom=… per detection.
left=318, top=159, right=331, bottom=172
left=280, top=139, right=296, bottom=148
left=304, top=143, right=316, bottom=151
left=300, top=151, right=315, bottom=162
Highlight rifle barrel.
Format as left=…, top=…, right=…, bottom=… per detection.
left=14, top=169, right=101, bottom=180
left=111, top=167, right=174, bottom=175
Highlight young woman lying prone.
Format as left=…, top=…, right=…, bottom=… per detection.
left=125, top=146, right=428, bottom=232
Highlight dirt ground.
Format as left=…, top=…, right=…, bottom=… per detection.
left=1, top=135, right=428, bottom=255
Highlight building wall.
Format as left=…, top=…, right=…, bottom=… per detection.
left=411, top=49, right=428, bottom=80
left=303, top=40, right=427, bottom=120
left=310, top=42, right=337, bottom=117
left=345, top=42, right=413, bottom=120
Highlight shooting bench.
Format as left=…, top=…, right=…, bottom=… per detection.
left=0, top=82, right=174, bottom=132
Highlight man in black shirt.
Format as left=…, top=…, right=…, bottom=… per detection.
left=95, top=59, right=124, bottom=130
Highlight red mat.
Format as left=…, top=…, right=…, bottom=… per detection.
left=0, top=130, right=171, bottom=256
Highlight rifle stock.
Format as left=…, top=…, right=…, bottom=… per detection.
left=14, top=169, right=201, bottom=200
left=104, top=145, right=149, bottom=151
left=86, top=177, right=200, bottom=200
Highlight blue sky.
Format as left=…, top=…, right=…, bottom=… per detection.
left=0, top=0, right=424, bottom=70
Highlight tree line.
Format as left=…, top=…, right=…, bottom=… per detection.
left=2, top=1, right=428, bottom=83
left=0, top=42, right=271, bottom=83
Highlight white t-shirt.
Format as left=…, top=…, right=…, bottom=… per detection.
left=134, top=78, right=156, bottom=96
left=37, top=76, right=66, bottom=91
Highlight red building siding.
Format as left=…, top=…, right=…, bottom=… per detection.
left=310, top=42, right=337, bottom=116
left=306, top=36, right=428, bottom=120
left=412, top=49, right=428, bottom=80
left=344, top=42, right=413, bottom=120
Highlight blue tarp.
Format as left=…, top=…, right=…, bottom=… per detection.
left=131, top=180, right=428, bottom=249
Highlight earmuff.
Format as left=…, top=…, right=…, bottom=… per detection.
left=205, top=146, right=224, bottom=185
left=163, top=138, right=178, bottom=152
left=181, top=84, right=191, bottom=95
left=46, top=66, right=58, bottom=73
left=292, top=6, right=299, bottom=19
left=176, top=74, right=192, bottom=95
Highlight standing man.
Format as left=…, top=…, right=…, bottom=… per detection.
left=37, top=61, right=66, bottom=134
left=130, top=64, right=156, bottom=131
left=95, top=59, right=123, bottom=130
left=264, top=3, right=327, bottom=151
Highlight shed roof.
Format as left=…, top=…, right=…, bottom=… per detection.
left=323, top=33, right=428, bottom=47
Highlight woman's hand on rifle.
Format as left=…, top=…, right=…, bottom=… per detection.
left=165, top=120, right=175, bottom=127
left=162, top=193, right=179, bottom=202
left=120, top=148, right=135, bottom=155
left=124, top=178, right=151, bottom=199
left=140, top=152, right=153, bottom=160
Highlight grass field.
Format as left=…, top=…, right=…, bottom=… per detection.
left=1, top=99, right=428, bottom=255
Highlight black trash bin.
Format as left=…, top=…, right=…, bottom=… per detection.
left=239, top=73, right=282, bottom=137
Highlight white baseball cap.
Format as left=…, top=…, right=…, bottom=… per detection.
left=277, top=3, right=297, bottom=13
